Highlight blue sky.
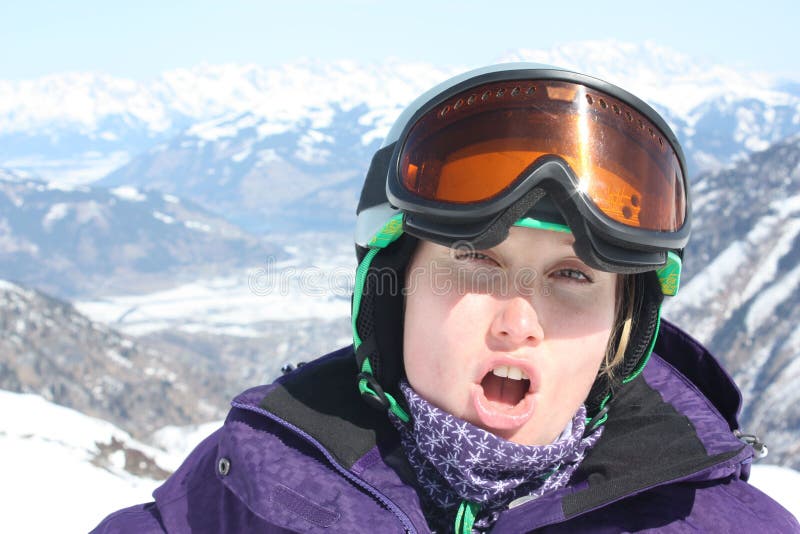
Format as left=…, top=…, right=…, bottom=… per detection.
left=2, top=0, right=798, bottom=81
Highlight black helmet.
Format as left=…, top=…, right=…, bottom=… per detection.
left=352, top=63, right=690, bottom=422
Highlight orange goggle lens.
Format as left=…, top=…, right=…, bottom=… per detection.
left=399, top=81, right=686, bottom=232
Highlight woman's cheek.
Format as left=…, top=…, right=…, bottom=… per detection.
left=545, top=290, right=615, bottom=337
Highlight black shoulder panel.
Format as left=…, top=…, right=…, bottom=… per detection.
left=259, top=348, right=397, bottom=469
left=563, top=373, right=743, bottom=518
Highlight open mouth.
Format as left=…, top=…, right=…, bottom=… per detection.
left=471, top=363, right=537, bottom=432
left=480, top=365, right=531, bottom=407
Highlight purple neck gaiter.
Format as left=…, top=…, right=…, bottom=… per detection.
left=389, top=381, right=602, bottom=532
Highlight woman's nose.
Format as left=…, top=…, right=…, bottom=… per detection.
left=489, top=296, right=544, bottom=348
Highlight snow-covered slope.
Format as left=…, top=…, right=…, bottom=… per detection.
left=664, top=135, right=800, bottom=469
left=748, top=464, right=800, bottom=519
left=0, top=389, right=174, bottom=532
left=0, top=168, right=283, bottom=296
left=0, top=278, right=228, bottom=436
left=1, top=274, right=351, bottom=442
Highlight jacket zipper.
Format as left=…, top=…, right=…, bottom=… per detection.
left=231, top=400, right=416, bottom=534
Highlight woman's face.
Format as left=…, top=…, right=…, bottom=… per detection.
left=403, top=226, right=618, bottom=446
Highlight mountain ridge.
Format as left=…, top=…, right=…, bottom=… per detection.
left=3, top=41, right=799, bottom=185
left=0, top=168, right=284, bottom=297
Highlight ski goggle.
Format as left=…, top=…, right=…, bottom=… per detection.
left=385, top=77, right=689, bottom=244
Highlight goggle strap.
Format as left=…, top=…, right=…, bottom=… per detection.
left=367, top=213, right=404, bottom=248
left=514, top=217, right=571, bottom=234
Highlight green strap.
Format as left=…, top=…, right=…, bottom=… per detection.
left=655, top=251, right=682, bottom=296
left=623, top=307, right=661, bottom=384
left=358, top=357, right=410, bottom=423
left=513, top=217, right=571, bottom=234
left=353, top=217, right=410, bottom=423
left=585, top=306, right=663, bottom=429
left=454, top=500, right=480, bottom=533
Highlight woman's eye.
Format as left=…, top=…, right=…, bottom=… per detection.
left=454, top=251, right=495, bottom=264
left=554, top=268, right=592, bottom=283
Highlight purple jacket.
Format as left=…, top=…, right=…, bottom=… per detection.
left=92, top=320, right=799, bottom=533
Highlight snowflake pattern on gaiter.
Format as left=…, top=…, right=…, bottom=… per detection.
left=389, top=381, right=603, bottom=530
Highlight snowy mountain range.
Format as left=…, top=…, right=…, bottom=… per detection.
left=664, top=134, right=800, bottom=469
left=0, top=60, right=454, bottom=186
left=2, top=41, right=800, bottom=233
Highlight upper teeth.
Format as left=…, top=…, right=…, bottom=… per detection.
left=492, top=365, right=528, bottom=380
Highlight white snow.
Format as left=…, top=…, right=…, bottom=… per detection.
left=189, top=112, right=263, bottom=141
left=75, top=239, right=354, bottom=335
left=183, top=220, right=212, bottom=233
left=294, top=129, right=333, bottom=163
left=75, top=267, right=352, bottom=336
left=74, top=200, right=109, bottom=226
left=231, top=146, right=252, bottom=162
left=110, top=185, right=146, bottom=202
left=0, top=389, right=177, bottom=533
left=5, top=151, right=132, bottom=185
left=186, top=115, right=242, bottom=141
left=0, top=279, right=28, bottom=295
left=105, top=348, right=133, bottom=369
left=256, top=148, right=281, bottom=163
left=1, top=41, right=797, bottom=186
left=746, top=260, right=800, bottom=334
left=772, top=193, right=800, bottom=218
left=152, top=210, right=175, bottom=224
left=667, top=191, right=800, bottom=340
left=665, top=240, right=747, bottom=341
left=750, top=464, right=800, bottom=519
left=45, top=181, right=80, bottom=192
left=739, top=220, right=800, bottom=306
left=255, top=120, right=292, bottom=139
left=149, top=421, right=223, bottom=458
left=42, top=202, right=71, bottom=230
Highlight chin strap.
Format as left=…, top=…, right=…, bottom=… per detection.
left=585, top=301, right=662, bottom=432
left=352, top=217, right=415, bottom=423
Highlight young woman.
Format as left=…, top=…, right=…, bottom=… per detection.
left=93, top=64, right=798, bottom=533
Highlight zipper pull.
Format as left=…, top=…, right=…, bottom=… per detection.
left=280, top=361, right=306, bottom=375
left=734, top=429, right=768, bottom=459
